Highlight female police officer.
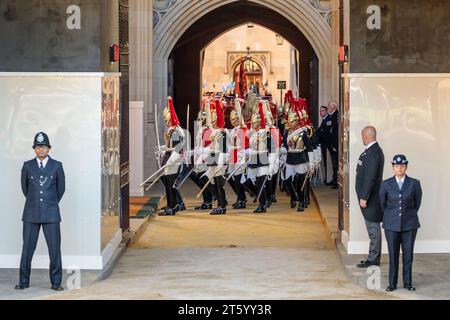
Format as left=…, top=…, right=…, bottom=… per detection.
left=379, top=155, right=422, bottom=292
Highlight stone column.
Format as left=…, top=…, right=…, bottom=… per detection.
left=331, top=0, right=341, bottom=101
left=129, top=0, right=157, bottom=180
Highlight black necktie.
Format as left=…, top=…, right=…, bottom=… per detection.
left=39, top=161, right=44, bottom=171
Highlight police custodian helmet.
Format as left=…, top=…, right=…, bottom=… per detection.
left=33, top=132, right=51, bottom=149
left=391, top=154, right=408, bottom=165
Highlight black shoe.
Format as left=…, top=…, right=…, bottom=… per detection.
left=51, top=285, right=64, bottom=292
left=290, top=201, right=297, bottom=209
left=266, top=201, right=272, bottom=208
left=270, top=194, right=277, bottom=203
left=404, top=284, right=416, bottom=291
left=232, top=201, right=239, bottom=208
left=195, top=203, right=212, bottom=210
left=158, top=208, right=175, bottom=216
left=356, top=260, right=379, bottom=268
left=210, top=207, right=226, bottom=215
left=179, top=203, right=186, bottom=211
left=325, top=182, right=333, bottom=186
left=14, top=284, right=29, bottom=290
left=386, top=285, right=397, bottom=292
left=253, top=206, right=267, bottom=213
left=297, top=204, right=305, bottom=212
left=234, top=201, right=246, bottom=209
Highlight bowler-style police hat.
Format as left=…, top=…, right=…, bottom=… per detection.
left=33, top=132, right=51, bottom=149
left=391, top=154, right=408, bottom=165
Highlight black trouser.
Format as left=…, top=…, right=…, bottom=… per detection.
left=321, top=144, right=328, bottom=182
left=19, top=222, right=62, bottom=287
left=328, top=145, right=338, bottom=185
left=214, top=176, right=227, bottom=208
left=243, top=178, right=258, bottom=197
left=162, top=174, right=178, bottom=209
left=385, top=229, right=418, bottom=287
left=305, top=176, right=311, bottom=203
left=285, top=176, right=297, bottom=203
left=228, top=174, right=246, bottom=202
left=175, top=188, right=184, bottom=206
left=256, top=175, right=268, bottom=207
left=190, top=170, right=215, bottom=203
left=268, top=173, right=278, bottom=198
left=296, top=173, right=306, bottom=206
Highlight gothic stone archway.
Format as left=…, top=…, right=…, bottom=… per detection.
left=150, top=0, right=333, bottom=176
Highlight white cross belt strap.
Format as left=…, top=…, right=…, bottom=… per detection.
left=287, top=128, right=304, bottom=143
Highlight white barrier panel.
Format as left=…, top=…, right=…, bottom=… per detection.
left=344, top=74, right=450, bottom=254
left=0, top=72, right=121, bottom=269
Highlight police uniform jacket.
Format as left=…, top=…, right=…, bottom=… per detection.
left=21, top=157, right=66, bottom=223
left=379, top=176, right=422, bottom=232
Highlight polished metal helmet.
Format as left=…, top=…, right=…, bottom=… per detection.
left=230, top=109, right=240, bottom=125
left=251, top=113, right=261, bottom=126
left=163, top=107, right=171, bottom=124
left=288, top=109, right=300, bottom=125
left=211, top=108, right=218, bottom=125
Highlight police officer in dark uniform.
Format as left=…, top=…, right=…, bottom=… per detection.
left=317, top=106, right=329, bottom=184
left=15, top=132, right=65, bottom=291
left=379, top=155, right=422, bottom=292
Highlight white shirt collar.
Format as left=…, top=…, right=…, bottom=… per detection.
left=36, top=157, right=49, bottom=168
left=396, top=176, right=406, bottom=184
left=365, top=141, right=377, bottom=150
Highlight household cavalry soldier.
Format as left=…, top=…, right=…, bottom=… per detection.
left=158, top=97, right=185, bottom=216
left=204, top=99, right=228, bottom=215
left=227, top=97, right=249, bottom=209
left=299, top=100, right=321, bottom=208
left=280, top=100, right=314, bottom=212
left=248, top=102, right=270, bottom=213
left=262, top=100, right=281, bottom=205
left=190, top=98, right=217, bottom=210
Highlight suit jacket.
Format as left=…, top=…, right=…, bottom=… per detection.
left=317, top=115, right=329, bottom=146
left=325, top=111, right=338, bottom=150
left=355, top=142, right=385, bottom=222
left=21, top=157, right=66, bottom=223
left=379, top=176, right=422, bottom=232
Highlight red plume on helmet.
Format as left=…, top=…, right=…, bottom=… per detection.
left=299, top=98, right=311, bottom=126
left=284, top=90, right=294, bottom=104
left=215, top=99, right=225, bottom=129
left=293, top=99, right=302, bottom=122
left=167, top=96, right=180, bottom=126
left=258, top=102, right=266, bottom=129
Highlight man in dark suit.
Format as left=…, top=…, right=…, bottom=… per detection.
left=317, top=106, right=329, bottom=184
left=355, top=126, right=384, bottom=268
left=326, top=102, right=339, bottom=188
left=15, top=132, right=66, bottom=291
left=379, top=155, right=422, bottom=292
